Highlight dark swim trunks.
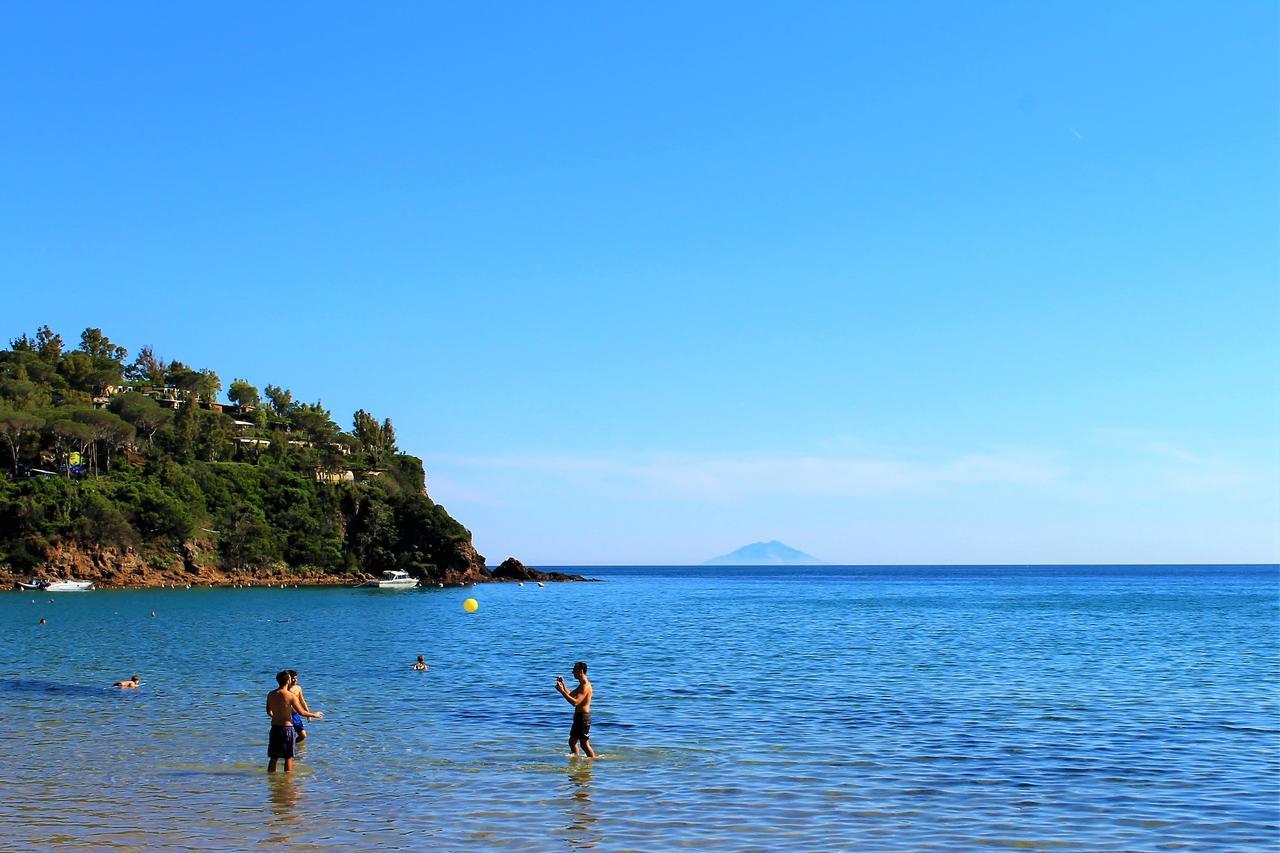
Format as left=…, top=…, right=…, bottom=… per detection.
left=268, top=724, right=296, bottom=759
left=570, top=710, right=591, bottom=741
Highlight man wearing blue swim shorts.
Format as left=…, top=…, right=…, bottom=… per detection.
left=286, top=670, right=314, bottom=742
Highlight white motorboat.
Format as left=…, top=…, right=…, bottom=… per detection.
left=42, top=579, right=95, bottom=591
left=16, top=579, right=44, bottom=591
left=360, top=570, right=419, bottom=589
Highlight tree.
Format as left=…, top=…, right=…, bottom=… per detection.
left=381, top=417, right=397, bottom=454
left=220, top=504, right=278, bottom=569
left=35, top=326, right=63, bottom=364
left=195, top=369, right=221, bottom=403
left=0, top=378, right=51, bottom=411
left=192, top=409, right=233, bottom=462
left=228, top=378, right=260, bottom=408
left=126, top=345, right=166, bottom=385
left=291, top=401, right=338, bottom=444
left=109, top=391, right=172, bottom=447
left=167, top=398, right=199, bottom=462
left=353, top=409, right=398, bottom=455
left=264, top=385, right=294, bottom=417
left=46, top=417, right=95, bottom=477
left=78, top=328, right=128, bottom=364
left=70, top=409, right=135, bottom=476
left=0, top=408, right=44, bottom=475
left=58, top=351, right=121, bottom=394
left=165, top=361, right=200, bottom=397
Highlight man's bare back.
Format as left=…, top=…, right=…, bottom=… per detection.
left=266, top=688, right=310, bottom=725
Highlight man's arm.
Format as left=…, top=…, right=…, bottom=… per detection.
left=555, top=679, right=585, bottom=707
left=266, top=692, right=273, bottom=716
left=289, top=692, right=323, bottom=719
left=295, top=688, right=312, bottom=713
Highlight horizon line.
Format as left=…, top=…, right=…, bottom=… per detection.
left=488, top=561, right=1280, bottom=568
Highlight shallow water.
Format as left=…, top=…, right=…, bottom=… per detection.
left=1, top=564, right=1277, bottom=850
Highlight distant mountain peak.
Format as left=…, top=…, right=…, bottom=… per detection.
left=704, top=541, right=824, bottom=566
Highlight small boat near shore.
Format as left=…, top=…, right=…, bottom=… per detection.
left=359, top=570, right=419, bottom=589
left=16, top=578, right=95, bottom=591
left=46, top=579, right=95, bottom=591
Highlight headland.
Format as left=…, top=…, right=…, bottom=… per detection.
left=0, top=326, right=586, bottom=589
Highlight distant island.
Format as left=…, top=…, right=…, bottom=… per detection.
left=704, top=540, right=825, bottom=565
left=0, top=325, right=572, bottom=588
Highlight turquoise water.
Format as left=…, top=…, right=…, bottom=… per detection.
left=1, top=565, right=1277, bottom=850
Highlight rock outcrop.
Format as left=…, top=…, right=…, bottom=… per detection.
left=426, top=537, right=492, bottom=586
left=489, top=557, right=588, bottom=583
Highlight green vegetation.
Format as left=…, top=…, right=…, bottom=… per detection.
left=0, top=326, right=480, bottom=578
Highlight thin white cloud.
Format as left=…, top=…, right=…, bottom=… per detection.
left=1080, top=427, right=1269, bottom=495
left=429, top=447, right=1060, bottom=502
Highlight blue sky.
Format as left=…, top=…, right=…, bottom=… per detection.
left=2, top=3, right=1276, bottom=564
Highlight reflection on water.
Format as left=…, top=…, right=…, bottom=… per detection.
left=562, top=759, right=600, bottom=849
left=0, top=565, right=1277, bottom=850
left=267, top=773, right=301, bottom=833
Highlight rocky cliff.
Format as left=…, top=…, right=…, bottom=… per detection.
left=1, top=537, right=497, bottom=589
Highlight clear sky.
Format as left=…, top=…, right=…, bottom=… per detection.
left=2, top=3, right=1276, bottom=564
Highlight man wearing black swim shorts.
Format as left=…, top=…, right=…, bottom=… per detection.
left=555, top=661, right=595, bottom=758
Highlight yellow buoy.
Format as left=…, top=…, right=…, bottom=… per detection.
left=463, top=597, right=479, bottom=613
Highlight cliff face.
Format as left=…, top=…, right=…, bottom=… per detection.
left=431, top=537, right=491, bottom=586
left=1, top=537, right=491, bottom=589
left=0, top=542, right=347, bottom=588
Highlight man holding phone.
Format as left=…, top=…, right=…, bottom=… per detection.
left=555, top=661, right=595, bottom=758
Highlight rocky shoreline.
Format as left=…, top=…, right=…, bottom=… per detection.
left=1, top=545, right=591, bottom=590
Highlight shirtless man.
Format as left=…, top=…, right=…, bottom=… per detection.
left=286, top=670, right=314, bottom=743
left=555, top=661, right=595, bottom=758
left=267, top=670, right=322, bottom=772
left=411, top=656, right=429, bottom=671
left=113, top=674, right=140, bottom=689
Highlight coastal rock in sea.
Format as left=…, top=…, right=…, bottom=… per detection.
left=489, top=557, right=587, bottom=583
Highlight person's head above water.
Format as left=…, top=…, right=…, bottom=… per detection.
left=286, top=669, right=298, bottom=685
left=417, top=655, right=425, bottom=664
left=573, top=661, right=588, bottom=678
left=130, top=674, right=139, bottom=683
left=275, top=670, right=290, bottom=687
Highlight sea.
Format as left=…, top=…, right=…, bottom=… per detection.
left=1, top=564, right=1277, bottom=851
